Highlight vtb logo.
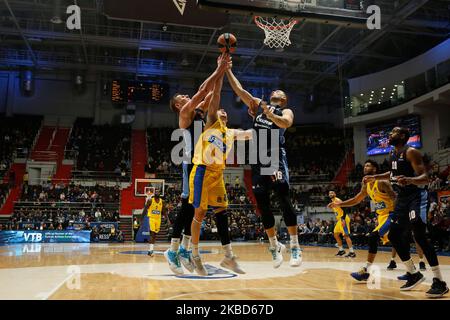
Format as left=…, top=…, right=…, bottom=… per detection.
left=24, top=233, right=42, bottom=242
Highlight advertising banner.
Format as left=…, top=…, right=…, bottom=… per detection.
left=0, top=231, right=91, bottom=243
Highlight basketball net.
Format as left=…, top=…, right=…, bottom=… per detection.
left=254, top=16, right=298, bottom=49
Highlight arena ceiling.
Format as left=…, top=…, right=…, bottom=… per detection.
left=0, top=0, right=449, bottom=90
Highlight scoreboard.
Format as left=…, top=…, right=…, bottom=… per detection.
left=111, top=80, right=169, bottom=104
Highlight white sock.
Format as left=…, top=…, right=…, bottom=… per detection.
left=338, top=246, right=343, bottom=251
left=431, top=266, right=443, bottom=281
left=223, top=244, right=233, bottom=258
left=365, top=262, right=372, bottom=270
left=419, top=258, right=424, bottom=263
left=349, top=247, right=354, bottom=253
left=404, top=259, right=418, bottom=274
left=170, top=238, right=180, bottom=252
left=290, top=234, right=299, bottom=247
left=192, top=244, right=200, bottom=257
left=391, top=258, right=395, bottom=262
left=149, top=244, right=154, bottom=251
left=269, top=236, right=278, bottom=249
left=181, top=235, right=191, bottom=250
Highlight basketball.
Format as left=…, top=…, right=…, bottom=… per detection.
left=217, top=33, right=237, bottom=53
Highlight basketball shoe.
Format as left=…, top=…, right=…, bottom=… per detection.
left=164, top=249, right=184, bottom=275
left=269, top=242, right=286, bottom=268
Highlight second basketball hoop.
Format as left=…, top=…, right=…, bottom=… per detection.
left=254, top=16, right=299, bottom=49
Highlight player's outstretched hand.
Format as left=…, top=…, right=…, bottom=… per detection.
left=217, top=53, right=231, bottom=71
left=397, top=175, right=411, bottom=186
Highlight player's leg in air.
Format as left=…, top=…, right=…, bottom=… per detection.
left=274, top=180, right=302, bottom=267
left=253, top=177, right=286, bottom=268
left=164, top=187, right=194, bottom=274
left=164, top=166, right=195, bottom=275
left=213, top=207, right=245, bottom=274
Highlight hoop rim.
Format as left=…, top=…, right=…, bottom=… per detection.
left=254, top=15, right=299, bottom=31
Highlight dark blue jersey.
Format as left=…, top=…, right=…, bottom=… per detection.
left=252, top=104, right=289, bottom=182
left=389, top=146, right=422, bottom=196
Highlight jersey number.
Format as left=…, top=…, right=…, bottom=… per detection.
left=392, top=161, right=397, bottom=170
left=274, top=171, right=283, bottom=181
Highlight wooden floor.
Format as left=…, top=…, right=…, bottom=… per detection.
left=0, top=242, right=449, bottom=300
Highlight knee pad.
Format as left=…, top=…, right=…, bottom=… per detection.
left=368, top=231, right=379, bottom=254
left=215, top=209, right=230, bottom=246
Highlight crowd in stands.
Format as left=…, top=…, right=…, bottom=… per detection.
left=1, top=183, right=121, bottom=231
left=0, top=184, right=9, bottom=208
left=0, top=115, right=41, bottom=178
left=20, top=181, right=120, bottom=203
left=284, top=127, right=353, bottom=182
left=67, top=119, right=131, bottom=174
left=146, top=128, right=180, bottom=175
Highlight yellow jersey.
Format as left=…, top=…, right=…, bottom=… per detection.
left=192, top=119, right=234, bottom=172
left=332, top=197, right=345, bottom=219
left=366, top=180, right=394, bottom=216
left=147, top=198, right=163, bottom=217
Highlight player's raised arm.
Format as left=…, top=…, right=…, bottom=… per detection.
left=225, top=69, right=261, bottom=115
left=179, top=54, right=229, bottom=128
left=328, top=184, right=368, bottom=209
left=260, top=100, right=294, bottom=129
left=206, top=70, right=225, bottom=127
left=363, top=171, right=390, bottom=184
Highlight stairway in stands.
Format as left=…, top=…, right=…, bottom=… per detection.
left=50, top=127, right=72, bottom=184
left=119, top=217, right=133, bottom=241
left=30, top=126, right=73, bottom=184
left=0, top=163, right=26, bottom=215
left=332, top=149, right=355, bottom=185
left=120, top=130, right=148, bottom=218
left=156, top=218, right=170, bottom=242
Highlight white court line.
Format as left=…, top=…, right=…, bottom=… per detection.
left=37, top=272, right=75, bottom=300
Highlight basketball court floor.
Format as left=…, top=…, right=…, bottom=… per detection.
left=1, top=242, right=449, bottom=300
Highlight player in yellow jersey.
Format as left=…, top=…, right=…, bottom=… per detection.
left=188, top=66, right=252, bottom=276
left=328, top=190, right=355, bottom=258
left=145, top=190, right=167, bottom=257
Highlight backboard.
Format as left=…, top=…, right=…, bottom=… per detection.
left=197, top=0, right=371, bottom=24
left=135, top=179, right=165, bottom=198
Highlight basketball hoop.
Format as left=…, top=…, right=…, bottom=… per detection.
left=254, top=16, right=298, bottom=49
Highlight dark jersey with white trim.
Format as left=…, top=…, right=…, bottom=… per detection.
left=252, top=103, right=289, bottom=179
left=389, top=146, right=422, bottom=196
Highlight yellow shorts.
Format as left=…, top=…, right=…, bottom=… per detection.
left=149, top=215, right=161, bottom=233
left=188, top=165, right=228, bottom=211
left=334, top=215, right=351, bottom=235
left=374, top=212, right=392, bottom=245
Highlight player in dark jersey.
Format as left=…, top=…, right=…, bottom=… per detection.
left=364, top=127, right=448, bottom=298
left=164, top=53, right=231, bottom=275
left=226, top=69, right=301, bottom=268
